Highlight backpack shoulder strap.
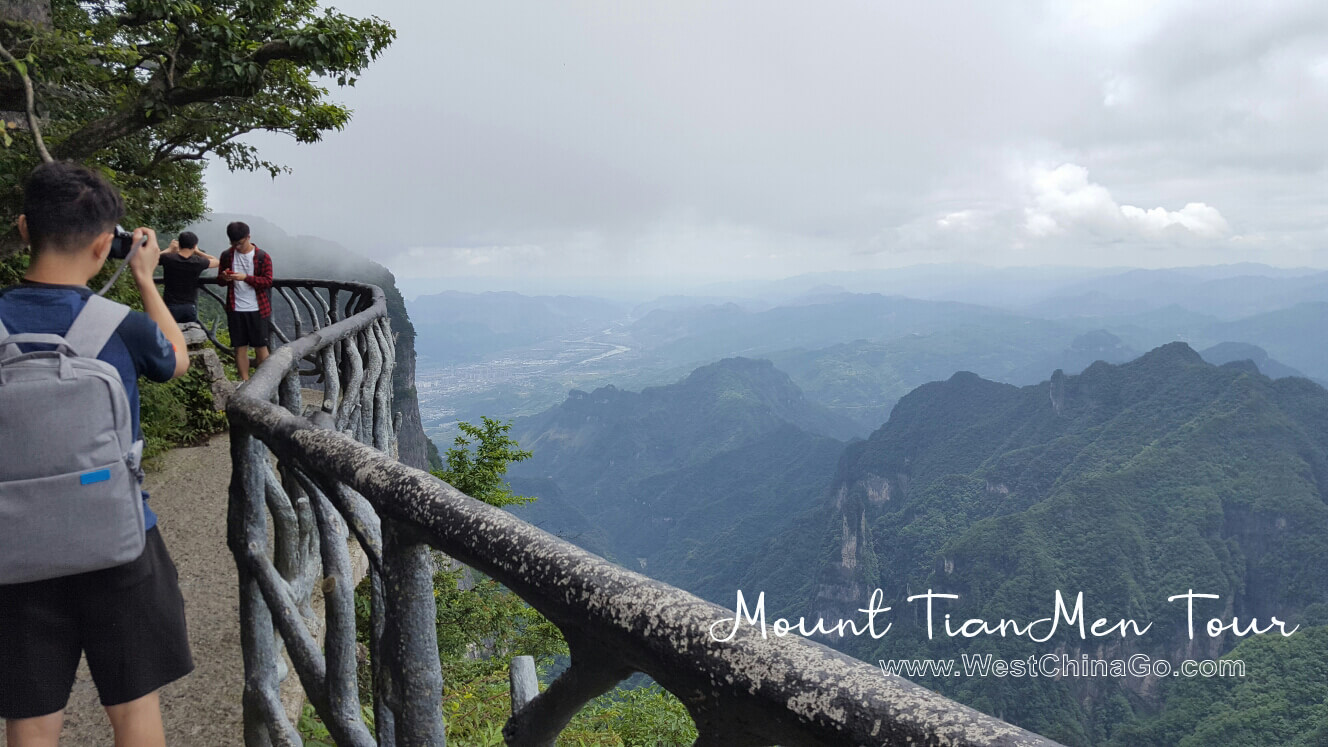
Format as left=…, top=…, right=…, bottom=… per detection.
left=63, top=295, right=131, bottom=358
left=0, top=315, right=14, bottom=359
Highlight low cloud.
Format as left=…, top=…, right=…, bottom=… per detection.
left=1022, top=163, right=1231, bottom=240
left=391, top=244, right=547, bottom=277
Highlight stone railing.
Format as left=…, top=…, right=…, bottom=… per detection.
left=224, top=278, right=1061, bottom=746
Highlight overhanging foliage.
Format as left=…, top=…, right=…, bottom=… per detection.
left=0, top=0, right=394, bottom=255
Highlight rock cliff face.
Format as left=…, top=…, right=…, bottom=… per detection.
left=389, top=336, right=431, bottom=470
left=792, top=343, right=1328, bottom=744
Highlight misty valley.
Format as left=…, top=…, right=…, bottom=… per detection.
left=397, top=263, right=1328, bottom=746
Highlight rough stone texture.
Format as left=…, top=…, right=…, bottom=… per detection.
left=226, top=283, right=435, bottom=746
left=391, top=336, right=432, bottom=471
left=0, top=1, right=50, bottom=26
left=276, top=535, right=370, bottom=729
left=194, top=347, right=234, bottom=409
left=1049, top=368, right=1066, bottom=416
left=182, top=323, right=208, bottom=347
left=184, top=322, right=235, bottom=410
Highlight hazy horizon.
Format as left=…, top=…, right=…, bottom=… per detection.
left=385, top=260, right=1327, bottom=303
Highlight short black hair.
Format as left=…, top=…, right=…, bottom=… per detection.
left=22, top=161, right=125, bottom=254
left=226, top=221, right=250, bottom=245
left=178, top=231, right=198, bottom=249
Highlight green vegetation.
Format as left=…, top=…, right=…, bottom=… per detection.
left=1105, top=624, right=1328, bottom=746
left=428, top=562, right=695, bottom=747
left=432, top=417, right=534, bottom=509
left=441, top=675, right=695, bottom=747
left=139, top=356, right=227, bottom=462
left=498, top=340, right=1328, bottom=744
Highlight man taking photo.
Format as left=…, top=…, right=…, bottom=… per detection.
left=0, top=161, right=193, bottom=747
left=159, top=231, right=218, bottom=324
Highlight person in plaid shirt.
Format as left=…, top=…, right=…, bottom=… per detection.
left=218, top=221, right=273, bottom=381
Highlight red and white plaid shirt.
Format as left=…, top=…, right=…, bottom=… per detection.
left=219, top=246, right=274, bottom=318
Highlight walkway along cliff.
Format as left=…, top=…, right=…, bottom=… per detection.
left=222, top=276, right=1061, bottom=746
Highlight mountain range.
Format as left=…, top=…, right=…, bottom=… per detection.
left=505, top=357, right=851, bottom=604
left=500, top=341, right=1328, bottom=745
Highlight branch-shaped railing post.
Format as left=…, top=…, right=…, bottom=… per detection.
left=509, top=656, right=538, bottom=718
left=504, top=650, right=630, bottom=746
left=375, top=522, right=445, bottom=744
left=230, top=428, right=301, bottom=747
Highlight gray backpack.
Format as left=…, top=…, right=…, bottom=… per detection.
left=0, top=294, right=146, bottom=584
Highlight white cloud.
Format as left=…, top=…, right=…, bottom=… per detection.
left=936, top=210, right=984, bottom=230
left=1022, top=163, right=1231, bottom=240
left=1119, top=202, right=1229, bottom=237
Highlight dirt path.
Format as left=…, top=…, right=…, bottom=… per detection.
left=2, top=433, right=245, bottom=746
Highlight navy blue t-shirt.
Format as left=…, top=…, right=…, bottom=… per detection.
left=0, top=282, right=176, bottom=529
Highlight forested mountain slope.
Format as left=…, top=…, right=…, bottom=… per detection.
left=506, top=357, right=850, bottom=603
left=785, top=343, right=1328, bottom=744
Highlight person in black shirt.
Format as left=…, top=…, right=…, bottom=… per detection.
left=158, top=231, right=218, bottom=324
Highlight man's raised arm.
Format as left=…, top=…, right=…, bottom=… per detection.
left=130, top=227, right=190, bottom=378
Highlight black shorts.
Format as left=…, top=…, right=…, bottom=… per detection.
left=168, top=303, right=198, bottom=324
left=0, top=527, right=194, bottom=719
left=228, top=310, right=270, bottom=348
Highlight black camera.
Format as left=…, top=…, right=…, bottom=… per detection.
left=109, top=225, right=137, bottom=259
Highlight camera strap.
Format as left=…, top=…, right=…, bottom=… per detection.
left=96, top=237, right=142, bottom=296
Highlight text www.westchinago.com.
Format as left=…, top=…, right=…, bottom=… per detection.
left=879, top=654, right=1245, bottom=680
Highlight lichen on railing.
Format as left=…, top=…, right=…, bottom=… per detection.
left=226, top=278, right=1062, bottom=746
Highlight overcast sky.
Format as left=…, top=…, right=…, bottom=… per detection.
left=204, top=0, right=1328, bottom=288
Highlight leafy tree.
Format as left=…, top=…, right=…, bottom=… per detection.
left=433, top=416, right=535, bottom=508
left=0, top=0, right=394, bottom=256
